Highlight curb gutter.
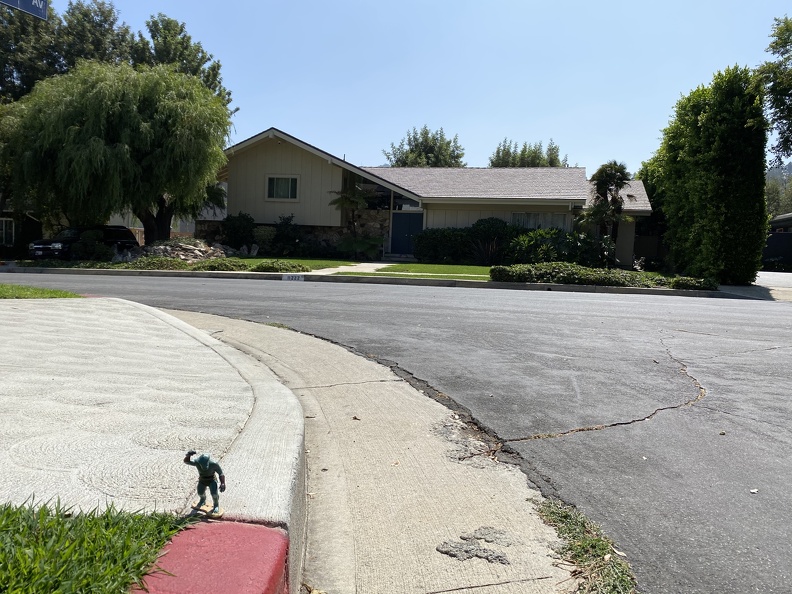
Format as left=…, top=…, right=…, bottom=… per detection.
left=1, top=265, right=744, bottom=299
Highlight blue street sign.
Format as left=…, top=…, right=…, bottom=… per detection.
left=0, top=0, right=48, bottom=20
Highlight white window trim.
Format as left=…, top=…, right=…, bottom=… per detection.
left=512, top=212, right=571, bottom=231
left=265, top=175, right=300, bottom=202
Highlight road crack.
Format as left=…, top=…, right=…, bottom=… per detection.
left=425, top=576, right=553, bottom=593
left=505, top=343, right=707, bottom=442
left=293, top=378, right=405, bottom=390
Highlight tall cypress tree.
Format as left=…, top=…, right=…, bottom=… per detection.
left=645, top=66, right=767, bottom=284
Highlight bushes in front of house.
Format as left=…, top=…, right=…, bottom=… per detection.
left=252, top=226, right=276, bottom=254
left=221, top=212, right=256, bottom=249
left=413, top=218, right=520, bottom=265
left=190, top=258, right=251, bottom=271
left=667, top=276, right=719, bottom=291
left=490, top=262, right=719, bottom=290
left=490, top=262, right=652, bottom=286
left=413, top=228, right=470, bottom=263
left=120, top=256, right=192, bottom=270
left=413, top=219, right=615, bottom=267
left=249, top=259, right=311, bottom=273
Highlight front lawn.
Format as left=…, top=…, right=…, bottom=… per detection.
left=377, top=263, right=491, bottom=276
left=10, top=257, right=718, bottom=290
left=0, top=284, right=82, bottom=299
left=338, top=272, right=490, bottom=281
left=0, top=501, right=189, bottom=594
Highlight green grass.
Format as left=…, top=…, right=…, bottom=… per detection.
left=0, top=501, right=190, bottom=594
left=336, top=262, right=491, bottom=281
left=378, top=263, right=491, bottom=275
left=0, top=284, right=82, bottom=299
left=539, top=499, right=638, bottom=593
left=244, top=258, right=358, bottom=270
left=336, top=271, right=490, bottom=281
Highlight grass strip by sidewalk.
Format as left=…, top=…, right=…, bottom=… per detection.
left=378, top=263, right=492, bottom=275
left=538, top=499, right=638, bottom=594
left=0, top=501, right=191, bottom=594
left=0, top=284, right=82, bottom=299
left=335, top=262, right=491, bottom=281
left=336, top=272, right=490, bottom=281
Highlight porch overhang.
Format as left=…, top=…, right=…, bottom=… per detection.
left=418, top=197, right=587, bottom=208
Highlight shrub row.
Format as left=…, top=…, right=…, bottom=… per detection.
left=413, top=218, right=614, bottom=267
left=18, top=257, right=312, bottom=273
left=249, top=260, right=310, bottom=273
left=122, top=257, right=310, bottom=273
left=218, top=213, right=337, bottom=258
left=490, top=262, right=718, bottom=291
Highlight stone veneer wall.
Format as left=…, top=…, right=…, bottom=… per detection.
left=196, top=209, right=390, bottom=252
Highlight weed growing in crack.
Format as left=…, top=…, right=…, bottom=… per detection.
left=538, top=499, right=638, bottom=594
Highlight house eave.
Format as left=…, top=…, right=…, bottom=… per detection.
left=419, top=197, right=587, bottom=207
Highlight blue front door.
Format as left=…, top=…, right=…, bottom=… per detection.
left=391, top=212, right=423, bottom=254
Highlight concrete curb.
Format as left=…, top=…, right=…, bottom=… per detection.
left=2, top=265, right=744, bottom=299
left=120, top=300, right=305, bottom=594
left=132, top=523, right=289, bottom=594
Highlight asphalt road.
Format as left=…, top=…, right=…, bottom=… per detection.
left=4, top=272, right=792, bottom=593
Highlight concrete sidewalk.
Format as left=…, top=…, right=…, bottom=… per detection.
left=1, top=296, right=578, bottom=594
left=166, top=310, right=578, bottom=594
left=0, top=298, right=304, bottom=594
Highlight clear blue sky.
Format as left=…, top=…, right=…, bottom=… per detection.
left=48, top=0, right=792, bottom=176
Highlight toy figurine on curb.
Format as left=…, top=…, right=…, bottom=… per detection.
left=184, top=450, right=226, bottom=517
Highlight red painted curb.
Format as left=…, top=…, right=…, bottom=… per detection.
left=133, top=522, right=289, bottom=594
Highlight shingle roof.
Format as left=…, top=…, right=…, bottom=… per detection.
left=587, top=179, right=652, bottom=214
left=361, top=167, right=589, bottom=201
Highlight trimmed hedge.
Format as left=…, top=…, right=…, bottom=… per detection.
left=250, top=259, right=311, bottom=273
left=413, top=228, right=470, bottom=263
left=413, top=222, right=614, bottom=268
left=120, top=256, right=191, bottom=270
left=190, top=258, right=251, bottom=272
left=668, top=276, right=718, bottom=290
left=490, top=262, right=718, bottom=291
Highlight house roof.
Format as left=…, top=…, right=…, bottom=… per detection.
left=771, top=212, right=792, bottom=227
left=222, top=128, right=652, bottom=214
left=587, top=179, right=652, bottom=215
left=361, top=167, right=589, bottom=204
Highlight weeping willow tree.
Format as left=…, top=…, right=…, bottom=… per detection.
left=2, top=60, right=230, bottom=243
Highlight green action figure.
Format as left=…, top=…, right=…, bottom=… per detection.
left=184, top=450, right=226, bottom=516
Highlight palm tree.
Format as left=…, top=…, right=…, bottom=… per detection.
left=581, top=160, right=632, bottom=241
left=328, top=186, right=381, bottom=258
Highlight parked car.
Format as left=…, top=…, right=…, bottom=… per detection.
left=28, top=225, right=140, bottom=260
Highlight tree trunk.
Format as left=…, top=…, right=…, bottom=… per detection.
left=154, top=195, right=174, bottom=241
left=134, top=208, right=159, bottom=246
left=134, top=196, right=174, bottom=245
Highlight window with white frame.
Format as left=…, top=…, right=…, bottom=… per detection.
left=266, top=176, right=298, bottom=200
left=512, top=212, right=569, bottom=231
left=0, top=218, right=14, bottom=246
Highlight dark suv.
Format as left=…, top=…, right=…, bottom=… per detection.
left=28, top=226, right=140, bottom=260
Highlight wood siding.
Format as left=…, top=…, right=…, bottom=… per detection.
left=227, top=138, right=343, bottom=226
left=425, top=204, right=572, bottom=230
